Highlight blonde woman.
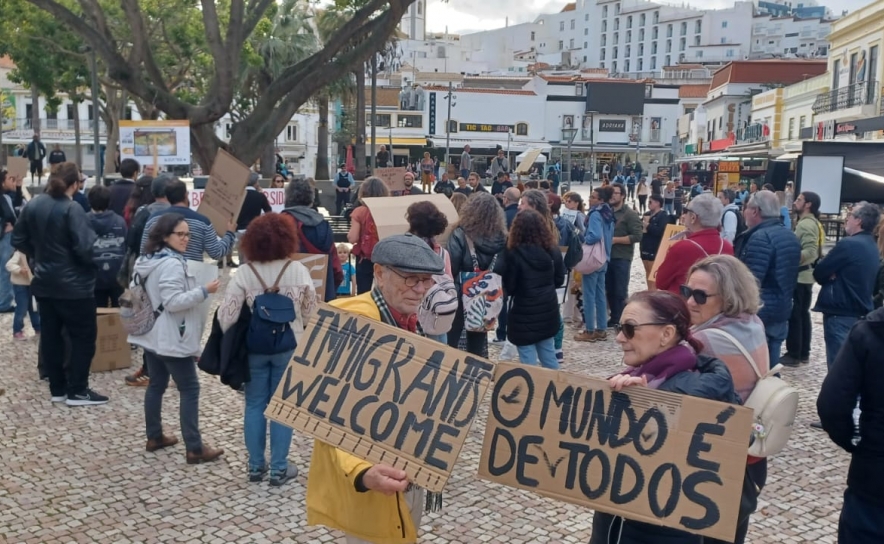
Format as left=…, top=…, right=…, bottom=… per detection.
left=420, top=151, right=435, bottom=193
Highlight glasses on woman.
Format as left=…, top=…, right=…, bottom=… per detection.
left=172, top=231, right=191, bottom=239
left=615, top=322, right=669, bottom=340
left=679, top=285, right=718, bottom=305
left=387, top=267, right=435, bottom=289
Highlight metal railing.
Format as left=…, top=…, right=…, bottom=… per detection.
left=812, top=80, right=879, bottom=114
left=7, top=117, right=108, bottom=134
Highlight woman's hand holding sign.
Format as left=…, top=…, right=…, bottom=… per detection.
left=608, top=374, right=648, bottom=391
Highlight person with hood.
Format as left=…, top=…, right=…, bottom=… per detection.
left=87, top=185, right=128, bottom=307
left=347, top=177, right=389, bottom=295
left=130, top=212, right=224, bottom=464
left=575, top=186, right=615, bottom=343
left=498, top=209, right=565, bottom=369
left=591, top=290, right=739, bottom=544
left=11, top=162, right=106, bottom=406
left=282, top=178, right=343, bottom=301
left=818, top=305, right=884, bottom=543
left=446, top=192, right=507, bottom=357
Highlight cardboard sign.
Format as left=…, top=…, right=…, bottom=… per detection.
left=265, top=303, right=495, bottom=492
left=190, top=188, right=285, bottom=213
left=198, top=149, right=251, bottom=236
left=93, top=308, right=130, bottom=372
left=375, top=167, right=408, bottom=192
left=7, top=156, right=29, bottom=179
left=187, top=259, right=219, bottom=321
left=292, top=253, right=329, bottom=302
left=516, top=149, right=543, bottom=174
left=649, top=224, right=687, bottom=283
left=478, top=363, right=752, bottom=541
left=362, top=194, right=459, bottom=240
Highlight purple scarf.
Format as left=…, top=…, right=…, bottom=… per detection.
left=618, top=345, right=697, bottom=389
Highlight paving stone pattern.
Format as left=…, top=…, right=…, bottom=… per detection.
left=0, top=238, right=846, bottom=543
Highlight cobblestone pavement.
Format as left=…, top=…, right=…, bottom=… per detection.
left=0, top=202, right=847, bottom=543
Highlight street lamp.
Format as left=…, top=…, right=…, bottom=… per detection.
left=587, top=110, right=598, bottom=185
left=562, top=127, right=578, bottom=192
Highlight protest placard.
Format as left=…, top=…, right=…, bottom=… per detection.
left=266, top=303, right=495, bottom=493
left=374, top=167, right=408, bottom=192
left=198, top=149, right=250, bottom=236
left=649, top=224, right=686, bottom=283
left=190, top=188, right=285, bottom=213
left=363, top=194, right=459, bottom=240
left=478, top=363, right=752, bottom=541
left=7, top=156, right=28, bottom=180
left=291, top=253, right=328, bottom=302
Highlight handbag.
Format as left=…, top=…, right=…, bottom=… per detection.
left=574, top=240, right=607, bottom=275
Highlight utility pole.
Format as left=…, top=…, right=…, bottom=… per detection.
left=370, top=54, right=378, bottom=172
left=87, top=47, right=102, bottom=180
left=444, top=82, right=455, bottom=170
left=588, top=111, right=597, bottom=186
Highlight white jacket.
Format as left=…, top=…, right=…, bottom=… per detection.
left=5, top=251, right=32, bottom=286
left=128, top=249, right=209, bottom=358
left=218, top=259, right=317, bottom=345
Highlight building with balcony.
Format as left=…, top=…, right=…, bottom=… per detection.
left=749, top=14, right=833, bottom=59
left=811, top=0, right=884, bottom=141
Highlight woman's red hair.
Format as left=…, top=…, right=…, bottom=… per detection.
left=239, top=213, right=301, bottom=262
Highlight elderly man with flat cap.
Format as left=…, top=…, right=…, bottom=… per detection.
left=306, top=233, right=444, bottom=544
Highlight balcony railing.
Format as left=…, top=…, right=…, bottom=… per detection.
left=2, top=118, right=108, bottom=135
left=812, top=80, right=879, bottom=115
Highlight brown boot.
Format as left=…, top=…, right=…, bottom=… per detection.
left=146, top=435, right=179, bottom=452
left=186, top=445, right=224, bottom=465
left=574, top=330, right=600, bottom=342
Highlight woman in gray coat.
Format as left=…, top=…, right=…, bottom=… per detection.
left=130, top=213, right=223, bottom=464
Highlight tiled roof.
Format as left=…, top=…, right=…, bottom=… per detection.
left=679, top=84, right=710, bottom=98
left=0, top=56, right=14, bottom=69
left=423, top=86, right=536, bottom=96
left=561, top=2, right=576, bottom=12
left=709, top=60, right=827, bottom=90
left=366, top=88, right=402, bottom=108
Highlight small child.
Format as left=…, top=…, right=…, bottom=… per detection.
left=5, top=250, right=40, bottom=340
left=336, top=243, right=356, bottom=298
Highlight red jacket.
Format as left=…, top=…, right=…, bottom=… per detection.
left=656, top=228, right=733, bottom=293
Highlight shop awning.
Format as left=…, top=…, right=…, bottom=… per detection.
left=367, top=137, right=428, bottom=147
left=776, top=152, right=801, bottom=160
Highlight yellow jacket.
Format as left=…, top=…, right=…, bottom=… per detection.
left=306, top=292, right=419, bottom=544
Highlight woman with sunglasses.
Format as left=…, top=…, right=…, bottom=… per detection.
left=682, top=254, right=769, bottom=544
left=270, top=175, right=286, bottom=189
left=593, top=289, right=739, bottom=544
left=131, top=213, right=224, bottom=464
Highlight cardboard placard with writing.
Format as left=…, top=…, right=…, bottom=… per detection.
left=198, top=149, right=251, bottom=236
left=265, top=303, right=496, bottom=493
left=478, top=363, right=752, bottom=541
left=291, top=253, right=329, bottom=302
left=374, top=167, right=408, bottom=193
left=649, top=224, right=687, bottom=283
left=363, top=194, right=459, bottom=240
left=7, top=156, right=29, bottom=180
left=516, top=149, right=543, bottom=175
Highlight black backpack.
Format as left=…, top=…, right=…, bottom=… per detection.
left=336, top=171, right=351, bottom=188
left=246, top=261, right=297, bottom=355
left=724, top=208, right=747, bottom=238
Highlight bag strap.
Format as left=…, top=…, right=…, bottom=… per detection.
left=465, top=236, right=480, bottom=271
left=701, top=328, right=764, bottom=379
left=247, top=260, right=293, bottom=294
left=246, top=263, right=269, bottom=292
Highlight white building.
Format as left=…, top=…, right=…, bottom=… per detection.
left=748, top=14, right=833, bottom=59
left=399, top=0, right=427, bottom=41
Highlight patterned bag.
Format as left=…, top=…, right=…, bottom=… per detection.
left=119, top=272, right=165, bottom=336
left=459, top=238, right=503, bottom=332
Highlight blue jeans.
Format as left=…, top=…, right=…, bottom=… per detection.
left=426, top=333, right=447, bottom=344
left=517, top=337, right=559, bottom=369
left=840, top=487, right=884, bottom=543
left=12, top=285, right=39, bottom=334
left=0, top=235, right=14, bottom=311
left=582, top=265, right=608, bottom=332
left=664, top=202, right=674, bottom=215
left=764, top=320, right=788, bottom=368
left=244, top=350, right=295, bottom=472
left=824, top=315, right=858, bottom=370
left=460, top=168, right=470, bottom=180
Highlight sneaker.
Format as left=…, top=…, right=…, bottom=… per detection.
left=574, top=330, right=600, bottom=342
left=13, top=332, right=26, bottom=341
left=50, top=394, right=67, bottom=403
left=66, top=389, right=109, bottom=406
left=186, top=445, right=224, bottom=464
left=595, top=330, right=608, bottom=342
left=778, top=354, right=801, bottom=368
left=491, top=338, right=506, bottom=345
left=269, top=465, right=299, bottom=487
left=249, top=466, right=268, bottom=483
left=146, top=435, right=179, bottom=452
left=125, top=368, right=150, bottom=386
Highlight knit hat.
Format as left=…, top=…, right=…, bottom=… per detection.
left=371, top=233, right=444, bottom=274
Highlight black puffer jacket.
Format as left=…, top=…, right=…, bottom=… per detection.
left=497, top=244, right=565, bottom=346
left=590, top=355, right=740, bottom=544
left=12, top=194, right=96, bottom=299
left=818, top=307, right=884, bottom=507
left=447, top=226, right=506, bottom=286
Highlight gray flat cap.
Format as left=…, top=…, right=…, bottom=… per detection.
left=151, top=173, right=175, bottom=197
left=371, top=233, right=444, bottom=275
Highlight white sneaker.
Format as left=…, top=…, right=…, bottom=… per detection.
left=50, top=395, right=67, bottom=403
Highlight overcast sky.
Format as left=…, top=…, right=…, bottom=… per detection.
left=425, top=0, right=877, bottom=35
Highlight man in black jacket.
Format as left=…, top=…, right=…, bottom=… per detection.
left=108, top=158, right=140, bottom=216
left=26, top=134, right=47, bottom=183
left=818, top=307, right=884, bottom=543
left=12, top=162, right=108, bottom=406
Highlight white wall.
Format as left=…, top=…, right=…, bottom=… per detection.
left=429, top=89, right=547, bottom=147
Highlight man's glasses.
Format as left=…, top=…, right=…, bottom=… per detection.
left=387, top=267, right=434, bottom=289
left=679, top=285, right=718, bottom=305
left=615, top=322, right=669, bottom=339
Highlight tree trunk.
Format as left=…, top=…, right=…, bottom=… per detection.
left=30, top=86, right=40, bottom=132
left=103, top=89, right=127, bottom=175
left=315, top=94, right=330, bottom=180
left=354, top=67, right=366, bottom=180
left=370, top=55, right=377, bottom=172
left=191, top=123, right=223, bottom=173
left=73, top=98, right=83, bottom=167
left=261, top=141, right=275, bottom=178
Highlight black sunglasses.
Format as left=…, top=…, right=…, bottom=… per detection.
left=615, top=322, right=669, bottom=339
left=679, top=285, right=719, bottom=305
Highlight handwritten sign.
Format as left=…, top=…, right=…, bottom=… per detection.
left=265, top=303, right=495, bottom=492
left=198, top=149, right=250, bottom=236
left=291, top=253, right=328, bottom=302
left=478, top=363, right=752, bottom=541
left=190, top=188, right=285, bottom=213
left=374, top=167, right=408, bottom=193
left=649, top=224, right=686, bottom=283
left=7, top=157, right=28, bottom=180
left=363, top=194, right=459, bottom=240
